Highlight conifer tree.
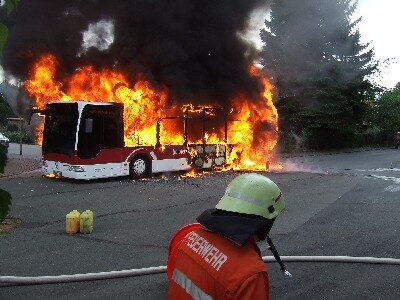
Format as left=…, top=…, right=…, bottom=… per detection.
left=261, top=0, right=377, bottom=149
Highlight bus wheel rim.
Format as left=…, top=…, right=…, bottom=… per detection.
left=133, top=159, right=146, bottom=174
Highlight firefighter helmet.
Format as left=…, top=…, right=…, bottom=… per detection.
left=216, top=173, right=285, bottom=219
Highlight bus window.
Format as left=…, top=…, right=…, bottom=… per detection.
left=85, top=118, right=93, bottom=133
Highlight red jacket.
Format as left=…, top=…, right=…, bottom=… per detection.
left=168, top=227, right=269, bottom=300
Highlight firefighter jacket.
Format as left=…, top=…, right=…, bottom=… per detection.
left=167, top=227, right=269, bottom=300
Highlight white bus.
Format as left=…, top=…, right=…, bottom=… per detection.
left=37, top=101, right=229, bottom=180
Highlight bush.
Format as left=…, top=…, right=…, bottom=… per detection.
left=0, top=148, right=10, bottom=224
left=0, top=145, right=6, bottom=173
left=3, top=129, right=33, bottom=144
left=300, top=125, right=358, bottom=150
left=0, top=189, right=11, bottom=223
left=6, top=122, right=19, bottom=132
left=4, top=131, right=20, bottom=142
left=356, top=127, right=393, bottom=147
left=278, top=131, right=303, bottom=153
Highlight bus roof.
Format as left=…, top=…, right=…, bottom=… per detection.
left=47, top=101, right=118, bottom=106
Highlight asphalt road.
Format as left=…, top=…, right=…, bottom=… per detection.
left=1, top=148, right=400, bottom=299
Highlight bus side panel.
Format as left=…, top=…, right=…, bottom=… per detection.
left=42, top=145, right=194, bottom=179
left=43, top=160, right=129, bottom=180
left=152, top=158, right=191, bottom=173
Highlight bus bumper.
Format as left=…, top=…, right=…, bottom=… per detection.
left=42, top=160, right=128, bottom=180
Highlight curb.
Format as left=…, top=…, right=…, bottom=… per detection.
left=279, top=147, right=392, bottom=159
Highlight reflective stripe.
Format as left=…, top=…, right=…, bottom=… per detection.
left=172, top=268, right=213, bottom=300
left=225, top=191, right=264, bottom=207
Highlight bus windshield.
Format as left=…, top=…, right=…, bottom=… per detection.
left=43, top=103, right=79, bottom=156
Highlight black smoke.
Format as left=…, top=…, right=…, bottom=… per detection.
left=2, top=0, right=268, bottom=106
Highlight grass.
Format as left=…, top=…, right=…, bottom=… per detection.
left=0, top=216, right=21, bottom=234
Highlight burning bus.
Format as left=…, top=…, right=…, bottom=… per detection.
left=36, top=101, right=231, bottom=180
left=3, top=0, right=284, bottom=181
left=26, top=54, right=280, bottom=180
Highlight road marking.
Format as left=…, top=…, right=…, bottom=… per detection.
left=365, top=175, right=400, bottom=192
left=384, top=185, right=400, bottom=192
left=367, top=175, right=400, bottom=184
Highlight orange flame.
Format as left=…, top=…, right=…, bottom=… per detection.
left=226, top=69, right=279, bottom=170
left=25, top=54, right=279, bottom=170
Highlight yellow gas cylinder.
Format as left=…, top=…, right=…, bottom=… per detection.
left=80, top=210, right=94, bottom=234
left=66, top=210, right=80, bottom=234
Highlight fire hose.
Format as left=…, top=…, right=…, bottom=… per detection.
left=1, top=255, right=400, bottom=286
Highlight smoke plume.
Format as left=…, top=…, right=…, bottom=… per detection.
left=2, top=0, right=269, bottom=106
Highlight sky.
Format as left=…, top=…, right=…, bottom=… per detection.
left=0, top=0, right=399, bottom=89
left=356, top=0, right=399, bottom=88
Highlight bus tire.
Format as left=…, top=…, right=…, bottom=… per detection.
left=129, top=156, right=150, bottom=179
left=192, top=156, right=204, bottom=169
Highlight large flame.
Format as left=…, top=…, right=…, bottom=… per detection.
left=25, top=54, right=279, bottom=170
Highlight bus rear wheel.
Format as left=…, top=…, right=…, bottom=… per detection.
left=129, top=157, right=150, bottom=179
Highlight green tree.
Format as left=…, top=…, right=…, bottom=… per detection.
left=0, top=93, right=14, bottom=125
left=0, top=0, right=19, bottom=55
left=0, top=23, right=7, bottom=55
left=371, top=86, right=400, bottom=144
left=261, top=0, right=377, bottom=149
left=0, top=0, right=18, bottom=224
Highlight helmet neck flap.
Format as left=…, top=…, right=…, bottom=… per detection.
left=196, top=209, right=275, bottom=246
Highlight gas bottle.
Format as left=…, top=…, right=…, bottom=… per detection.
left=80, top=210, right=94, bottom=234
left=66, top=210, right=80, bottom=234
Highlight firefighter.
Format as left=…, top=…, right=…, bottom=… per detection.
left=167, top=173, right=288, bottom=300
